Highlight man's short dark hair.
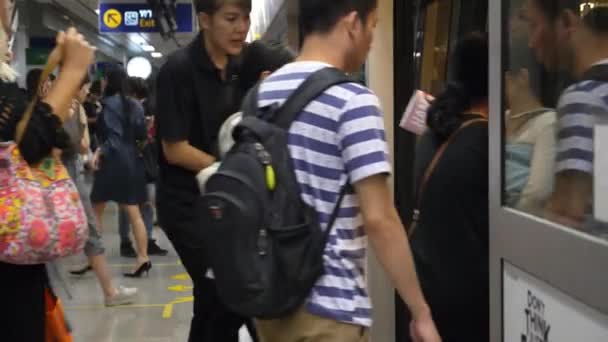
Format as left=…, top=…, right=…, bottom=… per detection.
left=194, top=0, right=251, bottom=15
left=534, top=0, right=608, bottom=33
left=240, top=41, right=295, bottom=90
left=128, top=76, right=149, bottom=100
left=299, top=0, right=378, bottom=38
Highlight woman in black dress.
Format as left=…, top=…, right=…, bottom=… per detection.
left=0, top=1, right=95, bottom=337
left=410, top=33, right=489, bottom=342
left=91, top=66, right=151, bottom=277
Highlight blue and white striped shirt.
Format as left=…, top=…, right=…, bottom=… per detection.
left=258, top=61, right=391, bottom=326
left=556, top=63, right=608, bottom=174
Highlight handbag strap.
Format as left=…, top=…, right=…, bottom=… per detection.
left=411, top=118, right=488, bottom=230
left=15, top=50, right=61, bottom=144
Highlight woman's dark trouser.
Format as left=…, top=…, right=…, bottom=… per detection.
left=0, top=262, right=47, bottom=341
left=165, top=227, right=258, bottom=342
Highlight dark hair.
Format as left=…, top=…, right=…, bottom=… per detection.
left=128, top=76, right=149, bottom=100
left=533, top=0, right=608, bottom=33
left=26, top=68, right=43, bottom=99
left=90, top=80, right=103, bottom=96
left=508, top=0, right=542, bottom=99
left=104, top=66, right=132, bottom=114
left=194, top=0, right=251, bottom=15
left=240, top=41, right=295, bottom=90
left=426, top=33, right=488, bottom=141
left=299, top=0, right=378, bottom=37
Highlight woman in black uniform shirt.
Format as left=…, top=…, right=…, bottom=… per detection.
left=0, top=2, right=95, bottom=337
left=410, top=33, right=489, bottom=342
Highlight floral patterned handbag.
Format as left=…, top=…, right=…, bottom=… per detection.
left=0, top=57, right=87, bottom=264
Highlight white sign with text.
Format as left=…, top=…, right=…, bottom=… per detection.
left=504, top=262, right=608, bottom=342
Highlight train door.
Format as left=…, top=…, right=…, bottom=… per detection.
left=490, top=1, right=608, bottom=341
left=393, top=0, right=487, bottom=340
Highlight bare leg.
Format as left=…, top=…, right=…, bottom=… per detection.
left=89, top=254, right=117, bottom=298
left=122, top=204, right=150, bottom=269
left=93, top=202, right=107, bottom=233
left=89, top=254, right=138, bottom=306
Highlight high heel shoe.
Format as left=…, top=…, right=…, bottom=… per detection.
left=123, top=261, right=152, bottom=278
left=70, top=265, right=93, bottom=276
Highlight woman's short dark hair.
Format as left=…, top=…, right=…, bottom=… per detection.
left=299, top=0, right=378, bottom=38
left=105, top=65, right=132, bottom=113
left=426, top=32, right=489, bottom=141
left=534, top=0, right=608, bottom=33
left=194, top=0, right=251, bottom=15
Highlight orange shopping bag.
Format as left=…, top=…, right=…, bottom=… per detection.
left=45, top=288, right=73, bottom=342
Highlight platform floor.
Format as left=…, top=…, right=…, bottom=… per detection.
left=55, top=202, right=254, bottom=342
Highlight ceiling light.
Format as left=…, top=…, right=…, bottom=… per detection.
left=151, top=52, right=163, bottom=58
left=141, top=44, right=155, bottom=52
left=127, top=57, right=152, bottom=79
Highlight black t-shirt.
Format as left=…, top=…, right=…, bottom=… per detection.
left=411, top=116, right=489, bottom=314
left=156, top=34, right=270, bottom=232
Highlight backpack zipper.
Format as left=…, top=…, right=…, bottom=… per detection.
left=254, top=143, right=276, bottom=191
left=258, top=228, right=268, bottom=256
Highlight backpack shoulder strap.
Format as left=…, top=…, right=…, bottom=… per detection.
left=273, top=68, right=352, bottom=129
left=241, top=82, right=261, bottom=118
left=239, top=67, right=351, bottom=128
left=581, top=64, right=608, bottom=83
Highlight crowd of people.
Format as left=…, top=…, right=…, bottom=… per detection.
left=0, top=0, right=607, bottom=341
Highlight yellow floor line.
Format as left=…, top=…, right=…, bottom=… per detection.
left=65, top=303, right=165, bottom=310
left=162, top=304, right=173, bottom=318
left=67, top=262, right=183, bottom=268
left=66, top=297, right=194, bottom=319
left=171, top=273, right=190, bottom=281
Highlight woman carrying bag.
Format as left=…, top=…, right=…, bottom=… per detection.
left=0, top=0, right=96, bottom=337
left=409, top=33, right=489, bottom=342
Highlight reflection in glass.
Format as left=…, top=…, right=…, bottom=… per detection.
left=504, top=0, right=608, bottom=239
left=504, top=0, right=557, bottom=215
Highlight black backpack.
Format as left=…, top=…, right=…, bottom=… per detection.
left=199, top=68, right=351, bottom=319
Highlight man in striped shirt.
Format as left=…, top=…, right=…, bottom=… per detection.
left=526, top=0, right=608, bottom=228
left=253, top=1, right=440, bottom=342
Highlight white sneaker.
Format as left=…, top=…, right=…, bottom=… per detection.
left=105, top=286, right=138, bottom=307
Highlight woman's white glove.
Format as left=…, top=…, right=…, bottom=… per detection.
left=196, top=162, right=221, bottom=194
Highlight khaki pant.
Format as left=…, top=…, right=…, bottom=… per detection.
left=256, top=307, right=369, bottom=342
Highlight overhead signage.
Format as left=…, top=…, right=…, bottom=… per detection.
left=503, top=262, right=608, bottom=342
left=99, top=3, right=193, bottom=33
left=26, top=48, right=51, bottom=65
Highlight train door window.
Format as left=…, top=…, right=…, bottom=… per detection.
left=418, top=0, right=452, bottom=95
left=503, top=0, right=608, bottom=240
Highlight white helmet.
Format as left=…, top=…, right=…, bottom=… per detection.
left=218, top=111, right=243, bottom=158
left=198, top=111, right=243, bottom=194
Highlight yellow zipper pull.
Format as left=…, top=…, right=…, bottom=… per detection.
left=265, top=165, right=276, bottom=191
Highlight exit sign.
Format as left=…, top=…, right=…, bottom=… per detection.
left=99, top=3, right=194, bottom=33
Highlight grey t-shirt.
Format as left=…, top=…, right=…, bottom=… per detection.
left=62, top=105, right=85, bottom=162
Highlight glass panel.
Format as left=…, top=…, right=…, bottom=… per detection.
left=503, top=0, right=608, bottom=239
left=418, top=0, right=452, bottom=94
